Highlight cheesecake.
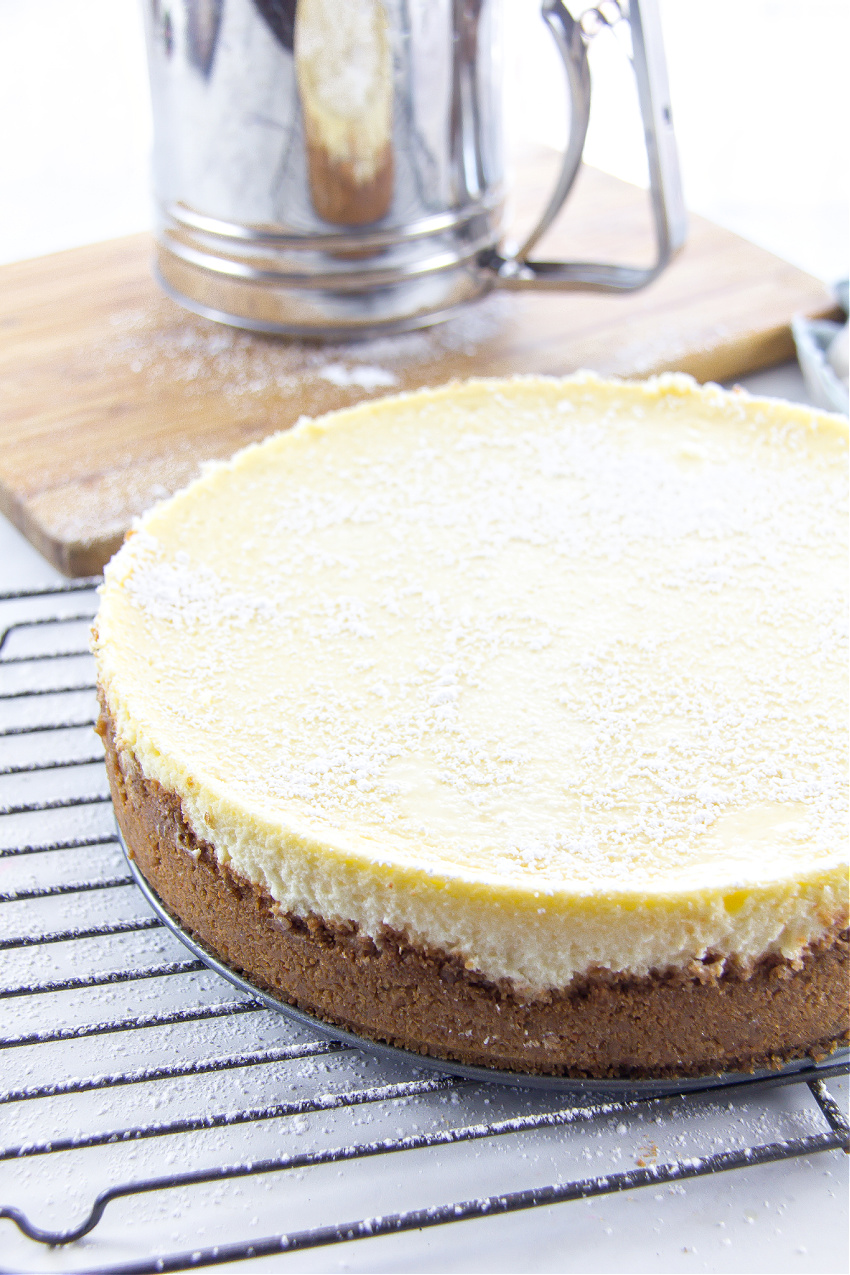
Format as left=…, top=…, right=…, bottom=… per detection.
left=295, top=0, right=394, bottom=225
left=93, top=375, right=849, bottom=1077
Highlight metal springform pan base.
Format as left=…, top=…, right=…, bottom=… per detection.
left=120, top=830, right=848, bottom=1100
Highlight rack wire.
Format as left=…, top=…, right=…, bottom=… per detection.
left=0, top=581, right=847, bottom=1274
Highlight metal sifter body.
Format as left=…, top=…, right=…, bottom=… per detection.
left=143, top=0, right=686, bottom=337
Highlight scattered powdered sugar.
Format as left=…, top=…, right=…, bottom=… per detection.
left=103, top=382, right=848, bottom=885
left=102, top=290, right=512, bottom=402
left=118, top=530, right=278, bottom=629
left=56, top=294, right=513, bottom=547
left=316, top=363, right=399, bottom=390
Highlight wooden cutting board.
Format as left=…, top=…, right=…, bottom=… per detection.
left=0, top=151, right=837, bottom=576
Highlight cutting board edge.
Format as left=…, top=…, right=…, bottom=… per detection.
left=664, top=325, right=798, bottom=385
left=0, top=479, right=122, bottom=578
left=13, top=333, right=836, bottom=580
left=2, top=154, right=840, bottom=578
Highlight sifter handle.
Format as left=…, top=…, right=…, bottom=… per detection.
left=489, top=0, right=687, bottom=293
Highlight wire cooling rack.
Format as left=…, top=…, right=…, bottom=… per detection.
left=1, top=581, right=848, bottom=1274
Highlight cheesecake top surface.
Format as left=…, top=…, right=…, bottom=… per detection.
left=95, top=375, right=848, bottom=985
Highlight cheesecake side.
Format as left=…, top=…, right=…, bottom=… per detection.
left=102, top=700, right=849, bottom=1077
left=93, top=374, right=850, bottom=1077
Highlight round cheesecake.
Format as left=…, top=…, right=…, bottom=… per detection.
left=93, top=374, right=849, bottom=1078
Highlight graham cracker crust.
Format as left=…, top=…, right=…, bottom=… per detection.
left=304, top=140, right=393, bottom=226
left=100, top=706, right=849, bottom=1079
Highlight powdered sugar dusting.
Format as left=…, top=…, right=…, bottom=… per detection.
left=41, top=295, right=512, bottom=548
left=99, top=378, right=848, bottom=892
left=103, top=291, right=512, bottom=402
left=118, top=530, right=277, bottom=629
left=317, top=363, right=398, bottom=390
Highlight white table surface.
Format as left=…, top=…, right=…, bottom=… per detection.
left=0, top=3, right=847, bottom=1273
left=0, top=377, right=846, bottom=1275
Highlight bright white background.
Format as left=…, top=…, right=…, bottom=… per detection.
left=506, top=0, right=849, bottom=283
left=0, top=4, right=846, bottom=1273
left=0, top=0, right=847, bottom=283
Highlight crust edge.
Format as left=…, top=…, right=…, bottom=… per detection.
left=100, top=702, right=850, bottom=1079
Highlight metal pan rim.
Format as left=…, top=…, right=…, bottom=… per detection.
left=119, top=827, right=848, bottom=1099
